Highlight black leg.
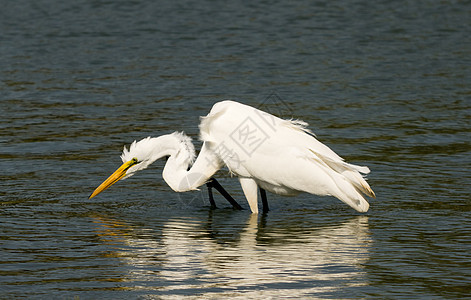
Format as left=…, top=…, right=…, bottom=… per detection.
left=206, top=181, right=217, bottom=209
left=260, top=187, right=269, bottom=213
left=207, top=177, right=243, bottom=210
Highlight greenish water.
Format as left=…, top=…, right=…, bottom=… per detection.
left=1, top=0, right=470, bottom=298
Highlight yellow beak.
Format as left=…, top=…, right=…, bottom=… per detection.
left=89, top=160, right=137, bottom=199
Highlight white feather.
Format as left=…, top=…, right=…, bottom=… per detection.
left=94, top=100, right=375, bottom=213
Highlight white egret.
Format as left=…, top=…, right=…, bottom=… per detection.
left=89, top=100, right=375, bottom=213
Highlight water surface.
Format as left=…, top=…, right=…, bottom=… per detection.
left=1, top=0, right=470, bottom=298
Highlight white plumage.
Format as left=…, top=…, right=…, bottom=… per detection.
left=89, top=100, right=375, bottom=213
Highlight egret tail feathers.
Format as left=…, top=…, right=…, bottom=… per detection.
left=339, top=189, right=370, bottom=212
left=309, top=149, right=375, bottom=199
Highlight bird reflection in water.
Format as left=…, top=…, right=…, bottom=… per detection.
left=92, top=211, right=371, bottom=297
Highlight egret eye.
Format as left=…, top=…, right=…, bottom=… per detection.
left=132, top=157, right=139, bottom=164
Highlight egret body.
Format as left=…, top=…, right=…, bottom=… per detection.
left=89, top=101, right=375, bottom=213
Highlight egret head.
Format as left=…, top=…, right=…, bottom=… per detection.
left=88, top=137, right=159, bottom=199
left=88, top=133, right=195, bottom=199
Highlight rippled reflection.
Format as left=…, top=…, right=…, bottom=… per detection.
left=93, top=213, right=370, bottom=297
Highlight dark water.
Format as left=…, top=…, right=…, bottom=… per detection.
left=1, top=0, right=470, bottom=298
